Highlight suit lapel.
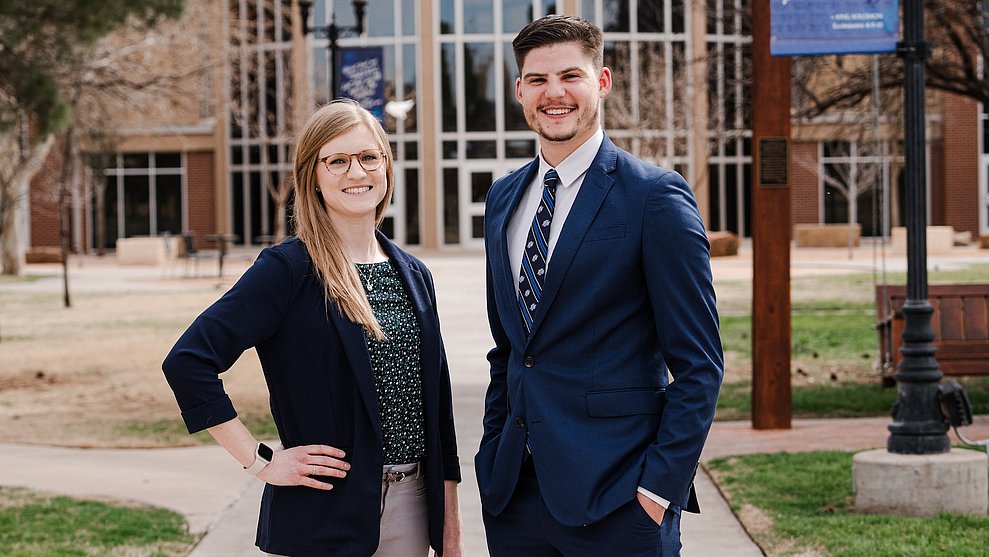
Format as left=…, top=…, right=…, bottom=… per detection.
left=328, top=304, right=382, bottom=440
left=492, top=160, right=539, bottom=344
left=527, top=139, right=618, bottom=339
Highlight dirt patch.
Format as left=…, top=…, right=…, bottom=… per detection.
left=0, top=279, right=271, bottom=447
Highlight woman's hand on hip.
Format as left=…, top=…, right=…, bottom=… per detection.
left=257, top=444, right=350, bottom=490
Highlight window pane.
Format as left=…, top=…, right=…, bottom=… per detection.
left=380, top=216, right=395, bottom=238
left=443, top=140, right=458, bottom=159
left=367, top=0, right=395, bottom=37
left=402, top=44, right=417, bottom=133
left=464, top=0, right=494, bottom=33
left=332, top=0, right=358, bottom=30
left=443, top=168, right=460, bottom=244
left=441, top=44, right=458, bottom=132
left=471, top=171, right=493, bottom=202
left=465, top=43, right=496, bottom=131
left=638, top=0, right=663, bottom=32
left=503, top=0, right=533, bottom=33
left=472, top=215, right=485, bottom=239
left=506, top=139, right=535, bottom=158
left=504, top=43, right=528, bottom=131
left=603, top=41, right=631, bottom=128
left=402, top=0, right=416, bottom=35
left=440, top=0, right=455, bottom=33
left=123, top=154, right=149, bottom=169
left=603, top=0, right=629, bottom=32
left=156, top=153, right=182, bottom=168
left=672, top=0, right=686, bottom=33
left=124, top=175, right=150, bottom=237
left=466, top=141, right=496, bottom=159
left=405, top=168, right=420, bottom=244
left=101, top=176, right=119, bottom=250
left=582, top=0, right=596, bottom=24
left=156, top=175, right=183, bottom=234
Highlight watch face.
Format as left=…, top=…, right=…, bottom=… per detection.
left=258, top=443, right=274, bottom=462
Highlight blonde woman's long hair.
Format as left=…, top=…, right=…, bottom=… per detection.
left=292, top=100, right=394, bottom=339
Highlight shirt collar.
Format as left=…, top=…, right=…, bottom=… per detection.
left=538, top=127, right=604, bottom=189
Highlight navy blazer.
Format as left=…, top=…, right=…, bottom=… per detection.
left=476, top=136, right=723, bottom=526
left=163, top=234, right=460, bottom=557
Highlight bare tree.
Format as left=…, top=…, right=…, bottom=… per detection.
left=0, top=0, right=186, bottom=275
left=793, top=1, right=989, bottom=117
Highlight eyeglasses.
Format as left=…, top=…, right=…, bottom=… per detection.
left=318, top=149, right=386, bottom=175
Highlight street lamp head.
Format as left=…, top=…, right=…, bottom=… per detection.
left=352, top=0, right=368, bottom=36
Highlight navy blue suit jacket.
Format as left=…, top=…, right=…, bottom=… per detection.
left=475, top=136, right=723, bottom=526
left=163, top=235, right=460, bottom=557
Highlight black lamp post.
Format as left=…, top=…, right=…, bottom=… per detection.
left=887, top=0, right=950, bottom=454
left=298, top=0, right=368, bottom=99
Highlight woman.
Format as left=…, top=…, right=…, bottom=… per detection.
left=162, top=100, right=463, bottom=557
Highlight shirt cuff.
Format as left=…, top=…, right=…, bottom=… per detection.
left=637, top=486, right=670, bottom=510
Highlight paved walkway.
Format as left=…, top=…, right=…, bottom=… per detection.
left=3, top=243, right=988, bottom=556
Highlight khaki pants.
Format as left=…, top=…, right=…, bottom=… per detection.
left=374, top=463, right=429, bottom=557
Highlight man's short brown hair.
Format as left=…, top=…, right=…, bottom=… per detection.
left=512, top=15, right=604, bottom=73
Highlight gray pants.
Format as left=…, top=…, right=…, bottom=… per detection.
left=373, top=462, right=429, bottom=557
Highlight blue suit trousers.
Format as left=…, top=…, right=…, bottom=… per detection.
left=482, top=458, right=682, bottom=557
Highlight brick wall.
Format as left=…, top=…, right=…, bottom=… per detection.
left=186, top=151, right=216, bottom=238
left=791, top=141, right=819, bottom=224
left=940, top=93, right=981, bottom=236
left=28, top=142, right=65, bottom=249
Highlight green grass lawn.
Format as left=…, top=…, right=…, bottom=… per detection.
left=707, top=451, right=989, bottom=557
left=716, top=377, right=989, bottom=421
left=0, top=486, right=198, bottom=557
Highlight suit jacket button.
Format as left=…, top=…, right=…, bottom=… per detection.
left=515, top=417, right=525, bottom=428
left=523, top=356, right=535, bottom=367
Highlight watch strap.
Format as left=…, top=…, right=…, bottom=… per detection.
left=244, top=443, right=272, bottom=476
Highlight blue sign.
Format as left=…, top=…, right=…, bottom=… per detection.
left=770, top=0, right=900, bottom=56
left=337, top=47, right=385, bottom=120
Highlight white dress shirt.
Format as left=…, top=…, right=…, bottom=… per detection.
left=507, top=128, right=604, bottom=281
left=505, top=127, right=671, bottom=511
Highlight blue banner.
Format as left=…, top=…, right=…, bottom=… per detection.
left=337, top=46, right=385, bottom=120
left=770, top=0, right=900, bottom=56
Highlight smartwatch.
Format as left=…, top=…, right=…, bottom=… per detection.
left=245, top=442, right=273, bottom=476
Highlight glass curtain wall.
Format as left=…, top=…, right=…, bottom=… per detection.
left=704, top=0, right=751, bottom=237
left=439, top=0, right=555, bottom=247
left=310, top=0, right=421, bottom=244
left=229, top=0, right=295, bottom=245
left=582, top=0, right=693, bottom=178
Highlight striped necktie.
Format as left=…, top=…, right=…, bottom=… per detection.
left=517, top=169, right=560, bottom=334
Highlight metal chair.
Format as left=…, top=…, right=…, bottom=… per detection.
left=181, top=232, right=219, bottom=278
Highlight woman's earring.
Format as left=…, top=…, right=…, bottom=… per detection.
left=315, top=187, right=320, bottom=193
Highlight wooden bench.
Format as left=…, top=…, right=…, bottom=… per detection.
left=876, top=284, right=989, bottom=382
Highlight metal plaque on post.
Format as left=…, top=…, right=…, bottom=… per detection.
left=758, top=137, right=789, bottom=188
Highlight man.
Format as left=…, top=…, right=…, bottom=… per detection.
left=475, top=15, right=724, bottom=557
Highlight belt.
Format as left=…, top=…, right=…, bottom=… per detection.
left=382, top=462, right=419, bottom=483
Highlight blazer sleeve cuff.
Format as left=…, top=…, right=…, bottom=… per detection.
left=443, top=455, right=462, bottom=483
left=180, top=395, right=237, bottom=433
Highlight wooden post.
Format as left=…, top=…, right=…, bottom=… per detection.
left=750, top=0, right=792, bottom=429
